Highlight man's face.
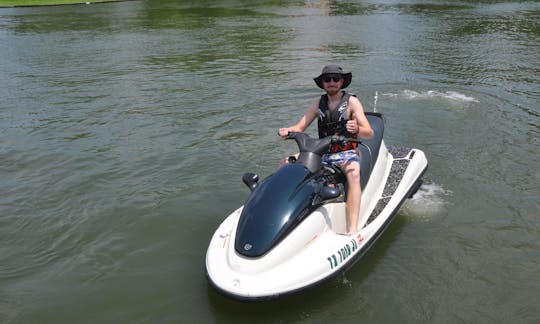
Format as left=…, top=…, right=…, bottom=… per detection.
left=322, top=74, right=343, bottom=95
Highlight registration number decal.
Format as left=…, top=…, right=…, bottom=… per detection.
left=326, top=235, right=363, bottom=269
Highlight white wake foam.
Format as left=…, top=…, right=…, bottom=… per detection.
left=383, top=90, right=478, bottom=102
left=400, top=182, right=452, bottom=221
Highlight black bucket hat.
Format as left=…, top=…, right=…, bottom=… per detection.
left=314, top=64, right=352, bottom=89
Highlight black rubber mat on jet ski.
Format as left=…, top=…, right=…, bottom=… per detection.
left=365, top=147, right=411, bottom=226
left=367, top=197, right=391, bottom=225
left=387, top=145, right=412, bottom=159
left=382, top=159, right=409, bottom=197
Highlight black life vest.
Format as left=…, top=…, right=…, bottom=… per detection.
left=317, top=91, right=358, bottom=153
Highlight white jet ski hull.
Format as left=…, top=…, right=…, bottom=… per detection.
left=206, top=141, right=427, bottom=301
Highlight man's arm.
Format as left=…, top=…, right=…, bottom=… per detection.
left=278, top=99, right=319, bottom=137
left=348, top=96, right=373, bottom=139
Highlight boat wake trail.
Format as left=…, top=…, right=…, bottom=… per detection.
left=400, top=181, right=451, bottom=221
left=382, top=90, right=478, bottom=103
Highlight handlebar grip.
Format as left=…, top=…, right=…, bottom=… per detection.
left=286, top=131, right=301, bottom=139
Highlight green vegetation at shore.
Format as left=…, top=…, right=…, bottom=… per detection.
left=0, top=0, right=118, bottom=7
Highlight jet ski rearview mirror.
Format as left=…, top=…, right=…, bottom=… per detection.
left=242, top=172, right=259, bottom=192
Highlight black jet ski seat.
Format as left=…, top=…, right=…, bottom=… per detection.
left=357, top=112, right=384, bottom=189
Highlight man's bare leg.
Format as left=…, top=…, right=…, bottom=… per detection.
left=343, top=161, right=361, bottom=235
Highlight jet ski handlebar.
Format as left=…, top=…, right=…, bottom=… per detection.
left=284, top=132, right=362, bottom=173
left=285, top=132, right=361, bottom=154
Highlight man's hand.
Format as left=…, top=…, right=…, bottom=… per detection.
left=278, top=128, right=292, bottom=137
left=346, top=113, right=358, bottom=134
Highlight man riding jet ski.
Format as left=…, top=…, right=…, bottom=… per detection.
left=279, top=64, right=373, bottom=236
left=206, top=65, right=428, bottom=300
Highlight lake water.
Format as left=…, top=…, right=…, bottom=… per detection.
left=1, top=0, right=539, bottom=322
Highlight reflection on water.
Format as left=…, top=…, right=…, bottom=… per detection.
left=0, top=0, right=539, bottom=323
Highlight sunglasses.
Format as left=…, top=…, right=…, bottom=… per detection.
left=322, top=76, right=342, bottom=83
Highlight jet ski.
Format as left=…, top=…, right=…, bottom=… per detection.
left=205, top=112, right=427, bottom=301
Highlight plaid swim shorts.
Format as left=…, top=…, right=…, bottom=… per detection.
left=322, top=149, right=359, bottom=168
